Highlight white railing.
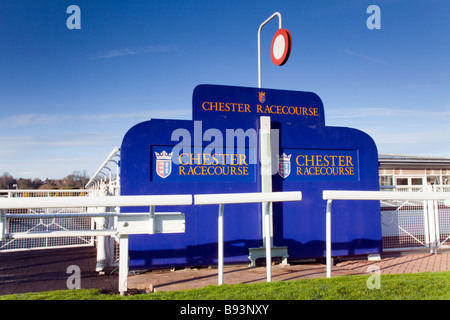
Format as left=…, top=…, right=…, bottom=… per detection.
left=194, top=191, right=302, bottom=285
left=0, top=194, right=191, bottom=295
left=3, top=187, right=448, bottom=292
left=85, top=147, right=120, bottom=196
left=0, top=191, right=302, bottom=294
left=322, top=190, right=450, bottom=278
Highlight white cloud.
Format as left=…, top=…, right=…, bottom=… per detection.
left=327, top=107, right=450, bottom=120
left=89, top=44, right=178, bottom=60
left=0, top=108, right=190, bottom=178
left=343, top=49, right=391, bottom=66
left=326, top=105, right=450, bottom=157
left=0, top=109, right=190, bottom=128
left=400, top=84, right=434, bottom=89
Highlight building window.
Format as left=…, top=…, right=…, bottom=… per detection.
left=395, top=177, right=425, bottom=186
left=379, top=175, right=393, bottom=186
left=427, top=176, right=440, bottom=185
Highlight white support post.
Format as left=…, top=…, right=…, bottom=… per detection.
left=119, top=234, right=129, bottom=295
left=95, top=188, right=108, bottom=273
left=260, top=116, right=273, bottom=282
left=149, top=205, right=155, bottom=234
left=260, top=116, right=273, bottom=247
left=218, top=203, right=224, bottom=285
left=264, top=201, right=272, bottom=282
left=326, top=200, right=332, bottom=278
left=433, top=198, right=441, bottom=253
left=95, top=223, right=107, bottom=272
left=0, top=209, right=5, bottom=241
left=194, top=191, right=302, bottom=284
left=427, top=203, right=437, bottom=254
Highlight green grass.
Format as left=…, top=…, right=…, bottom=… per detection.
left=1, top=271, right=448, bottom=300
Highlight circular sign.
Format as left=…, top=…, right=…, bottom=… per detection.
left=270, top=29, right=292, bottom=66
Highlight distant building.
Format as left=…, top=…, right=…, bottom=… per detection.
left=378, top=154, right=450, bottom=187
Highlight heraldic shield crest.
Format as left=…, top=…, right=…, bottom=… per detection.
left=155, top=150, right=172, bottom=179
left=258, top=91, right=266, bottom=103
left=278, top=153, right=291, bottom=178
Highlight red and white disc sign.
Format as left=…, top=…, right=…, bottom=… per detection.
left=270, top=28, right=292, bottom=66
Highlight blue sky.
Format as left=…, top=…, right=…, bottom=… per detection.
left=0, top=0, right=449, bottom=179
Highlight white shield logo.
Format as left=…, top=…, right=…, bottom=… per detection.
left=278, top=153, right=291, bottom=178
left=155, top=150, right=172, bottom=179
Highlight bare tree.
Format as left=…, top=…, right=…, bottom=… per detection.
left=0, top=172, right=16, bottom=189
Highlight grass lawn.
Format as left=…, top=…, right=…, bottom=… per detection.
left=1, top=271, right=448, bottom=300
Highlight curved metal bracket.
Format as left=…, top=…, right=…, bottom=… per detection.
left=258, top=12, right=282, bottom=88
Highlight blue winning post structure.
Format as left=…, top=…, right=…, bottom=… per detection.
left=119, top=12, right=380, bottom=271
left=119, top=84, right=381, bottom=270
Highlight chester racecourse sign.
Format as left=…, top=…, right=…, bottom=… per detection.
left=120, top=84, right=381, bottom=270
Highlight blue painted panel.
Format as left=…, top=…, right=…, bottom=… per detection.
left=120, top=119, right=262, bottom=269
left=120, top=84, right=382, bottom=269
left=193, top=84, right=325, bottom=128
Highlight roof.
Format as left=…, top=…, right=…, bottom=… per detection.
left=379, top=154, right=450, bottom=169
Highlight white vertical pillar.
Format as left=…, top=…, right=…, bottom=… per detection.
left=218, top=203, right=224, bottom=285
left=326, top=200, right=332, bottom=278
left=264, top=201, right=272, bottom=282
left=425, top=185, right=437, bottom=254
left=433, top=198, right=441, bottom=254
left=260, top=116, right=273, bottom=282
left=0, top=209, right=5, bottom=241
left=260, top=116, right=273, bottom=246
left=119, top=234, right=129, bottom=295
left=428, top=196, right=437, bottom=254
left=95, top=186, right=108, bottom=273
left=95, top=221, right=107, bottom=272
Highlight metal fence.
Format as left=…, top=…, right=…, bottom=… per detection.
left=0, top=189, right=94, bottom=252
left=434, top=185, right=450, bottom=248
left=0, top=148, right=121, bottom=257
left=380, top=185, right=450, bottom=252
left=323, top=189, right=450, bottom=277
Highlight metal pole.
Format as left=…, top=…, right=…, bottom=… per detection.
left=218, top=203, right=224, bottom=285
left=433, top=198, right=440, bottom=254
left=0, top=209, right=5, bottom=241
left=326, top=200, right=332, bottom=278
left=149, top=205, right=155, bottom=234
left=258, top=12, right=282, bottom=88
left=260, top=116, right=273, bottom=248
left=119, top=234, right=129, bottom=295
left=260, top=116, right=273, bottom=282
left=264, top=201, right=272, bottom=282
